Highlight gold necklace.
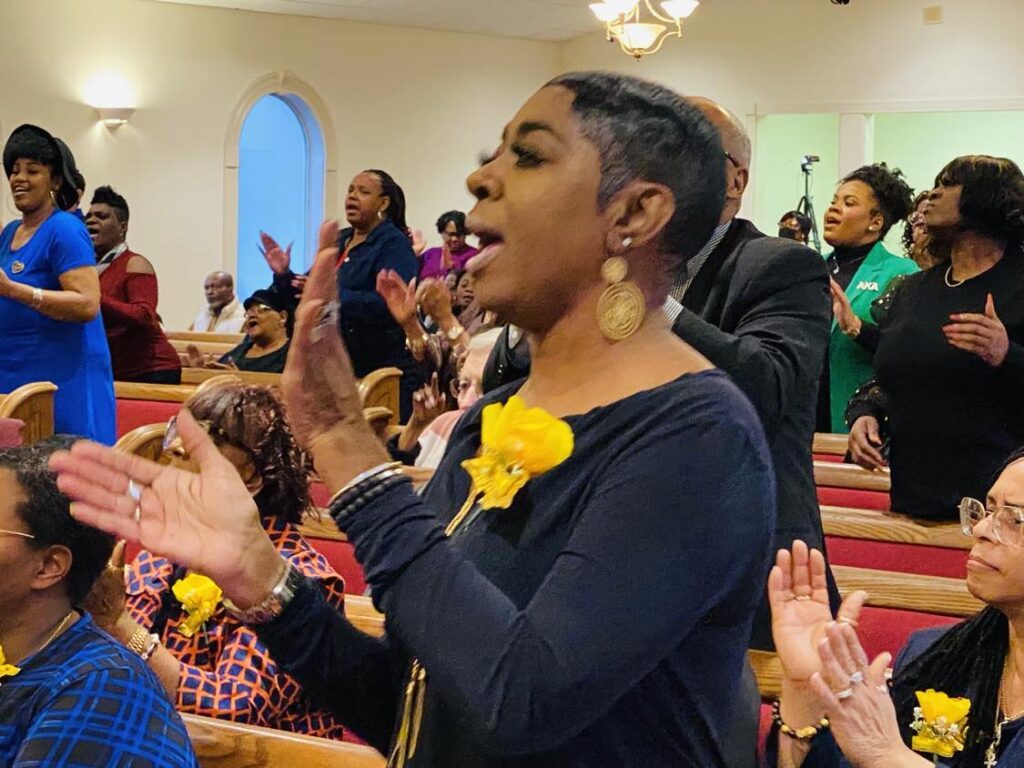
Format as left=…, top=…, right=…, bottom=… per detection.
left=0, top=610, right=77, bottom=688
left=987, top=654, right=1024, bottom=767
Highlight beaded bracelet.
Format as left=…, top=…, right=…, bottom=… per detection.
left=771, top=699, right=830, bottom=742
left=329, top=471, right=412, bottom=526
left=326, top=462, right=403, bottom=508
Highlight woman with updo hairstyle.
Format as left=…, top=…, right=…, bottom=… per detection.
left=260, top=169, right=423, bottom=421
left=818, top=163, right=919, bottom=433
left=0, top=125, right=115, bottom=442
left=83, top=383, right=348, bottom=738
left=57, top=71, right=776, bottom=765
left=847, top=155, right=1024, bottom=520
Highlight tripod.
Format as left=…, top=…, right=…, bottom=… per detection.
left=797, top=155, right=822, bottom=253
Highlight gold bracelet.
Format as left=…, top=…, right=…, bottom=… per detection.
left=125, top=625, right=151, bottom=656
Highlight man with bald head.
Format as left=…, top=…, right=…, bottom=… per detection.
left=189, top=271, right=246, bottom=332
left=666, top=97, right=833, bottom=768
left=667, top=98, right=835, bottom=645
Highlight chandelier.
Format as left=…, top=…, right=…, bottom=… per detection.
left=589, top=0, right=700, bottom=59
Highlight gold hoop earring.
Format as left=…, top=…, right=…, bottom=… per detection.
left=597, top=255, right=645, bottom=342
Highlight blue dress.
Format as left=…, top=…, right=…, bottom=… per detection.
left=0, top=212, right=115, bottom=443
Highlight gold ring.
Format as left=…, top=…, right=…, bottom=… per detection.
left=133, top=504, right=141, bottom=523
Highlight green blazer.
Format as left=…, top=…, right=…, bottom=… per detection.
left=826, top=241, right=919, bottom=432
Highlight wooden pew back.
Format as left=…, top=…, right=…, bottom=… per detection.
left=821, top=506, right=969, bottom=550
left=814, top=461, right=891, bottom=492
left=182, top=713, right=384, bottom=768
left=357, top=368, right=402, bottom=425
left=0, top=381, right=56, bottom=443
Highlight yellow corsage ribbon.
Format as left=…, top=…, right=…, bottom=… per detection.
left=0, top=644, right=21, bottom=680
left=172, top=573, right=223, bottom=638
left=390, top=397, right=573, bottom=768
left=910, top=689, right=970, bottom=759
left=450, top=396, right=574, bottom=533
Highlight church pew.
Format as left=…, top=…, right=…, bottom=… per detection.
left=822, top=504, right=969, bottom=578
left=171, top=338, right=239, bottom=358
left=357, top=368, right=402, bottom=425
left=812, top=432, right=848, bottom=464
left=182, top=368, right=283, bottom=387
left=167, top=331, right=245, bottom=345
left=0, top=381, right=56, bottom=444
left=181, top=713, right=384, bottom=768
left=814, top=460, right=890, bottom=510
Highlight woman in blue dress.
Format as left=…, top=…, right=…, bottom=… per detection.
left=767, top=449, right=1024, bottom=767
left=0, top=125, right=115, bottom=443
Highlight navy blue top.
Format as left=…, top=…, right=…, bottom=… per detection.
left=273, top=220, right=418, bottom=378
left=0, top=612, right=197, bottom=767
left=256, top=369, right=776, bottom=766
left=0, top=212, right=115, bottom=443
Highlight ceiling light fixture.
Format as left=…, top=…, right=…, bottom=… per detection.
left=588, top=0, right=699, bottom=60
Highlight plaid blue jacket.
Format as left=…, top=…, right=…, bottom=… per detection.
left=0, top=612, right=197, bottom=767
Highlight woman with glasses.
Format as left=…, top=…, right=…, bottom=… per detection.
left=0, top=440, right=196, bottom=766
left=846, top=156, right=1024, bottom=520
left=187, top=289, right=291, bottom=374
left=82, top=384, right=349, bottom=738
left=765, top=448, right=1024, bottom=767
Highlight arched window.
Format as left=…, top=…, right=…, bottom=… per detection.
left=235, top=93, right=325, bottom=301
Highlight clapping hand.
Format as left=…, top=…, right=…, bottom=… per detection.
left=768, top=541, right=868, bottom=683
left=808, top=624, right=918, bottom=767
left=417, top=278, right=454, bottom=325
left=377, top=270, right=418, bottom=326
left=944, top=293, right=1010, bottom=367
left=830, top=279, right=862, bottom=338
left=50, top=411, right=280, bottom=608
left=258, top=232, right=293, bottom=275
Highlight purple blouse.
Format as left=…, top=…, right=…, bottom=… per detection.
left=418, top=245, right=479, bottom=280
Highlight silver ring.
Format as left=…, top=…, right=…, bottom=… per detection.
left=794, top=595, right=811, bottom=602
left=128, top=480, right=142, bottom=502
left=836, top=688, right=854, bottom=701
left=133, top=504, right=141, bottom=523
left=849, top=671, right=865, bottom=685
left=876, top=685, right=888, bottom=695
left=837, top=616, right=858, bottom=627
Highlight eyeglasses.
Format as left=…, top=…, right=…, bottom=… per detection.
left=0, top=529, right=34, bottom=540
left=724, top=150, right=742, bottom=169
left=959, top=497, right=1024, bottom=546
left=162, top=416, right=231, bottom=455
left=450, top=377, right=474, bottom=399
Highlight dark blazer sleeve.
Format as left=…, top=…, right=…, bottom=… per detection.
left=672, top=241, right=831, bottom=435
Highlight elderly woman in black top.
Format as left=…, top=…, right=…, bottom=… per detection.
left=847, top=156, right=1024, bottom=520
left=53, top=72, right=776, bottom=767
left=260, top=170, right=422, bottom=419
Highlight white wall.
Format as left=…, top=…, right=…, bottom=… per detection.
left=560, top=0, right=1024, bottom=112
left=0, top=0, right=560, bottom=328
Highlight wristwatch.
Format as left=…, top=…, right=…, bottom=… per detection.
left=445, top=322, right=466, bottom=342
left=222, top=560, right=303, bottom=625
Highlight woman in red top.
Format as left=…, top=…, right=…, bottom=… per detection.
left=87, top=186, right=181, bottom=383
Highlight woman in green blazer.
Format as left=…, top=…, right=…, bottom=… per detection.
left=819, top=163, right=919, bottom=433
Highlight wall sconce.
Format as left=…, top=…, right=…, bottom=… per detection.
left=95, top=107, right=135, bottom=129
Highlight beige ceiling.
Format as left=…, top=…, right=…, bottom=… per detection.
left=150, top=0, right=605, bottom=41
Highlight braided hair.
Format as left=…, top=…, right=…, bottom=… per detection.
left=365, top=169, right=410, bottom=239
left=184, top=384, right=311, bottom=524
left=890, top=607, right=1006, bottom=766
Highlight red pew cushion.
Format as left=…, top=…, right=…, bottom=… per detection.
left=116, top=399, right=180, bottom=438
left=307, top=537, right=366, bottom=595
left=817, top=487, right=890, bottom=510
left=825, top=536, right=968, bottom=579
left=813, top=453, right=845, bottom=464
left=857, top=606, right=959, bottom=661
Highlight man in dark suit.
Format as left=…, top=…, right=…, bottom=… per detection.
left=673, top=98, right=833, bottom=768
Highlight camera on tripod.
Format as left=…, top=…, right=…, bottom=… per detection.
left=801, top=155, right=820, bottom=172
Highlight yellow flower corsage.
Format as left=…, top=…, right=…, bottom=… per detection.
left=172, top=573, right=223, bottom=638
left=910, top=689, right=970, bottom=759
left=451, top=396, right=573, bottom=533
left=0, top=644, right=20, bottom=680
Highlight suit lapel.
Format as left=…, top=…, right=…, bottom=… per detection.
left=681, top=219, right=748, bottom=314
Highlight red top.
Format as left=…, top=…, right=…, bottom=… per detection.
left=98, top=248, right=181, bottom=380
